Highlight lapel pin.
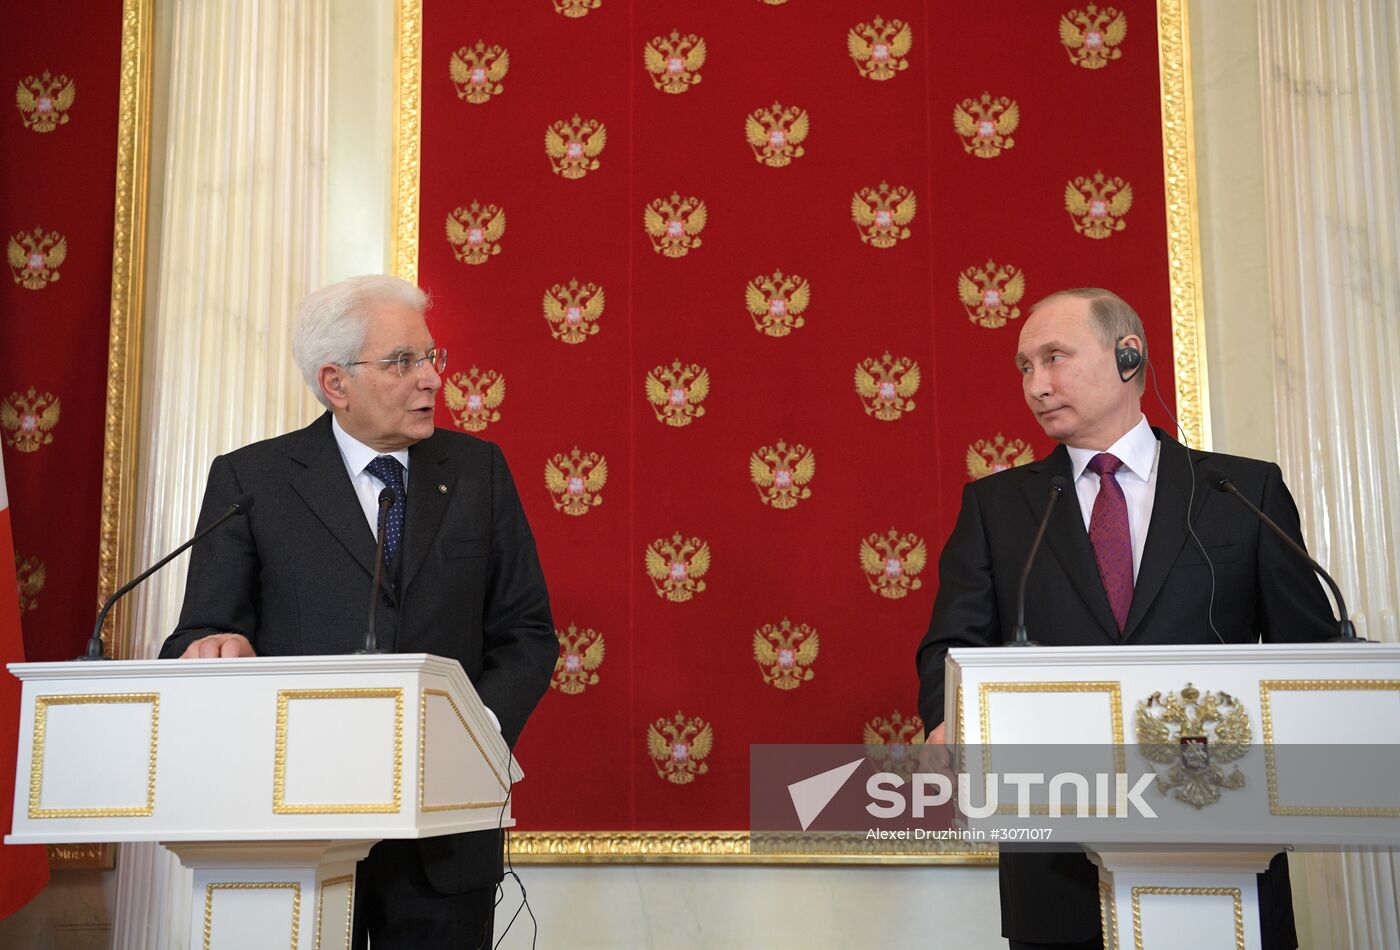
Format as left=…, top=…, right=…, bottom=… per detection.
left=438, top=483, right=448, bottom=494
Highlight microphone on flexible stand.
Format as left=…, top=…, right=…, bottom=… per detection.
left=358, top=488, right=396, bottom=655
left=1007, top=476, right=1069, bottom=647
left=79, top=494, right=256, bottom=660
left=1204, top=469, right=1366, bottom=643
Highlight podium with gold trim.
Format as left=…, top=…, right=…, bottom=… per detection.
left=5, top=653, right=520, bottom=950
left=946, top=643, right=1400, bottom=950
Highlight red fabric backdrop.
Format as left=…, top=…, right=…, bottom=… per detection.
left=416, top=0, right=1174, bottom=832
left=0, top=1, right=122, bottom=664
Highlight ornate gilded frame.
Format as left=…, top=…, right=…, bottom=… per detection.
left=83, top=0, right=1205, bottom=869
left=387, top=0, right=1207, bottom=862
left=59, top=0, right=155, bottom=872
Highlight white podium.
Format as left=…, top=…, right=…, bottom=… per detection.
left=947, top=643, right=1400, bottom=950
left=6, top=653, right=520, bottom=950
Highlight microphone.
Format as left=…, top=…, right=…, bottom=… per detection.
left=359, top=487, right=396, bottom=655
left=1007, top=475, right=1069, bottom=647
left=1204, top=469, right=1365, bottom=643
left=79, top=494, right=256, bottom=660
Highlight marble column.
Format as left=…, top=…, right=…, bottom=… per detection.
left=111, top=0, right=330, bottom=946
left=1258, top=1, right=1400, bottom=947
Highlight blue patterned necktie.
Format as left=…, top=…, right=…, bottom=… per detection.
left=365, top=455, right=406, bottom=565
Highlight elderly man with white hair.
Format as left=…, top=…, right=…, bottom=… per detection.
left=161, top=275, right=556, bottom=949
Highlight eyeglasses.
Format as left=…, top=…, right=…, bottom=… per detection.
left=346, top=347, right=448, bottom=377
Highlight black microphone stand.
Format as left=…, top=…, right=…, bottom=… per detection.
left=1207, top=472, right=1366, bottom=643
left=79, top=495, right=255, bottom=660
left=359, top=489, right=396, bottom=655
left=1008, top=476, right=1068, bottom=647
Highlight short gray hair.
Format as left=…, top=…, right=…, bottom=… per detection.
left=1031, top=287, right=1149, bottom=391
left=292, top=275, right=429, bottom=408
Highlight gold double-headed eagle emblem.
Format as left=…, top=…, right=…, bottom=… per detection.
left=551, top=623, right=604, bottom=695
left=15, top=71, right=75, bottom=132
left=966, top=435, right=1036, bottom=480
left=14, top=553, right=44, bottom=614
left=644, top=193, right=707, bottom=257
left=952, top=93, right=1019, bottom=159
left=859, top=529, right=927, bottom=599
left=544, top=448, right=608, bottom=516
left=443, top=368, right=504, bottom=433
left=854, top=353, right=920, bottom=421
left=745, top=270, right=810, bottom=337
left=645, top=360, right=709, bottom=427
left=1137, top=684, right=1251, bottom=809
left=958, top=260, right=1026, bottom=328
left=745, top=102, right=809, bottom=168
left=847, top=17, right=912, bottom=81
left=1065, top=171, right=1133, bottom=239
left=647, top=711, right=713, bottom=784
left=545, top=115, right=607, bottom=179
left=750, top=440, right=815, bottom=509
left=445, top=201, right=506, bottom=264
left=852, top=183, right=916, bottom=248
left=542, top=279, right=604, bottom=344
left=644, top=31, right=706, bottom=94
left=753, top=618, right=819, bottom=690
left=1, top=388, right=61, bottom=453
left=1060, top=4, right=1128, bottom=69
left=645, top=532, right=710, bottom=602
left=8, top=228, right=66, bottom=290
left=449, top=42, right=509, bottom=103
left=864, top=710, right=925, bottom=746
left=552, top=0, right=601, bottom=18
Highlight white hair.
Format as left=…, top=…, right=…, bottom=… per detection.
left=292, top=275, right=429, bottom=408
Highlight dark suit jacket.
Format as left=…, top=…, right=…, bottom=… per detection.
left=161, top=412, right=557, bottom=892
left=915, top=428, right=1335, bottom=945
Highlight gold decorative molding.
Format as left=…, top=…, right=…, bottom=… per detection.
left=978, top=681, right=1126, bottom=815
left=1260, top=679, right=1400, bottom=817
left=1131, top=885, right=1243, bottom=950
left=315, top=875, right=354, bottom=950
left=273, top=688, right=403, bottom=814
left=29, top=693, right=159, bottom=818
left=98, top=0, right=155, bottom=662
left=392, top=0, right=423, bottom=282
left=1099, top=879, right=1119, bottom=949
left=204, top=882, right=301, bottom=950
left=418, top=688, right=508, bottom=811
left=391, top=2, right=1201, bottom=864
left=507, top=831, right=996, bottom=865
left=1156, top=0, right=1210, bottom=450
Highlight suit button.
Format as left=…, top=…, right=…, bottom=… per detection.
left=383, top=594, right=395, bottom=607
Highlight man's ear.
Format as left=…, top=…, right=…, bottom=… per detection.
left=319, top=365, right=350, bottom=410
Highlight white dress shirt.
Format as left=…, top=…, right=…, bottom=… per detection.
left=1065, top=415, right=1160, bottom=582
left=329, top=416, right=501, bottom=732
left=331, top=415, right=411, bottom=536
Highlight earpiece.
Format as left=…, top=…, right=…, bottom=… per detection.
left=1115, top=337, right=1143, bottom=382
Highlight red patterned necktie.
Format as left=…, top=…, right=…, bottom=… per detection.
left=1087, top=453, right=1132, bottom=633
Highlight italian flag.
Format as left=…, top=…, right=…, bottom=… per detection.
left=0, top=453, right=48, bottom=919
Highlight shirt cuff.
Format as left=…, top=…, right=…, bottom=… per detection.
left=484, top=706, right=502, bottom=733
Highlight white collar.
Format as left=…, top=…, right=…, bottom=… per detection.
left=1066, top=415, right=1157, bottom=482
left=331, top=414, right=410, bottom=476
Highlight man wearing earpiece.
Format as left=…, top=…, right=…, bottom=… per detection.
left=915, top=288, right=1336, bottom=950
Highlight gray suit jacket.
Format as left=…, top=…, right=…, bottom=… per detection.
left=162, top=412, right=556, bottom=890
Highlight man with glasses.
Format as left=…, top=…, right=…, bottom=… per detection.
left=161, top=275, right=556, bottom=949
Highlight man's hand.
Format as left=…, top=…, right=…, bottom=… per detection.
left=924, top=722, right=952, bottom=770
left=179, top=633, right=256, bottom=659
